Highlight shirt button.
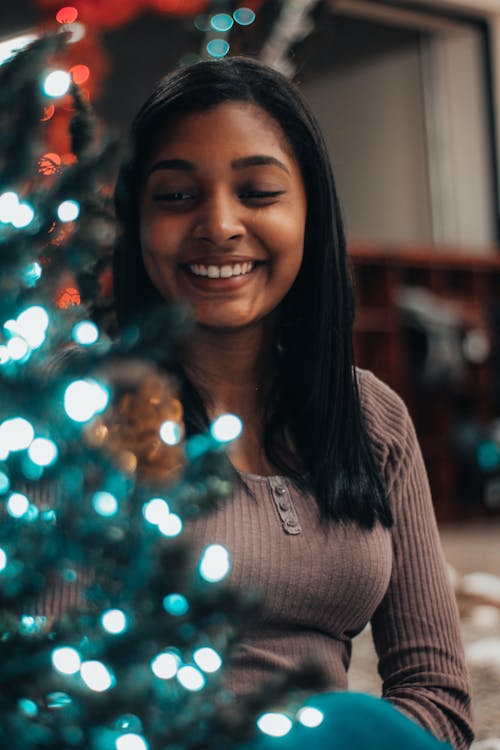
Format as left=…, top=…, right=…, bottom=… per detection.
left=285, top=519, right=298, bottom=530
left=279, top=500, right=290, bottom=511
left=275, top=486, right=286, bottom=495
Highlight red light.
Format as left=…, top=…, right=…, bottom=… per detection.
left=57, top=287, right=81, bottom=308
left=38, top=153, right=62, bottom=176
left=56, top=6, right=78, bottom=24
left=70, top=65, right=90, bottom=85
left=40, top=104, right=55, bottom=122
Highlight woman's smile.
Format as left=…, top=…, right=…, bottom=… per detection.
left=139, top=101, right=307, bottom=332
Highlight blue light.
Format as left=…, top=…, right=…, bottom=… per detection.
left=199, top=544, right=231, bottom=582
left=163, top=593, right=189, bottom=616
left=51, top=647, right=81, bottom=675
left=0, top=191, right=19, bottom=223
left=22, top=262, right=42, bottom=286
left=0, top=547, right=7, bottom=571
left=142, top=497, right=170, bottom=525
left=80, top=660, right=115, bottom=692
left=0, top=470, right=10, bottom=494
left=92, top=491, right=118, bottom=517
left=101, top=609, right=128, bottom=634
left=257, top=713, right=293, bottom=738
left=210, top=413, right=243, bottom=443
left=72, top=320, right=99, bottom=345
left=16, top=305, right=50, bottom=349
left=28, top=437, right=58, bottom=467
left=11, top=202, right=35, bottom=229
left=206, top=39, right=230, bottom=58
left=116, top=733, right=149, bottom=750
left=176, top=665, right=205, bottom=692
left=151, top=651, right=180, bottom=679
left=211, top=13, right=233, bottom=31
left=57, top=199, right=80, bottom=222
left=193, top=647, right=222, bottom=673
left=233, top=7, right=256, bottom=25
left=296, top=706, right=324, bottom=728
left=159, top=420, right=182, bottom=446
left=7, top=492, right=30, bottom=518
left=478, top=441, right=500, bottom=471
left=64, top=378, right=109, bottom=422
left=18, top=698, right=38, bottom=717
left=0, top=417, right=34, bottom=451
left=46, top=692, right=72, bottom=709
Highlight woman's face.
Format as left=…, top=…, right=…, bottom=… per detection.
left=140, top=101, right=307, bottom=332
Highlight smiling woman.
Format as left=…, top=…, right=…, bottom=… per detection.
left=113, top=57, right=474, bottom=750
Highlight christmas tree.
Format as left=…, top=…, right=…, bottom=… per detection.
left=0, top=33, right=324, bottom=750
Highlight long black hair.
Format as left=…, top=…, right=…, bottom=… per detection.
left=113, top=56, right=392, bottom=529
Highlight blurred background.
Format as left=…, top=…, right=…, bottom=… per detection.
left=1, top=0, right=500, bottom=741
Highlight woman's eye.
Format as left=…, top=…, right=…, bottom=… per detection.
left=240, top=190, right=284, bottom=201
left=154, top=192, right=195, bottom=203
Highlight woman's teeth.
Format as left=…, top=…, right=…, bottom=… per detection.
left=188, top=261, right=255, bottom=278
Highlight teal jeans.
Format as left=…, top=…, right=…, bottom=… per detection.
left=239, top=692, right=452, bottom=750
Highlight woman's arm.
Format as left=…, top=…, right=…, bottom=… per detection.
left=369, top=401, right=474, bottom=750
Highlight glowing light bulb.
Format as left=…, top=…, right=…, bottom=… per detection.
left=177, top=665, right=205, bottom=692
left=56, top=6, right=78, bottom=24
left=23, top=262, right=42, bottom=286
left=70, top=64, right=89, bottom=85
left=116, top=734, right=149, bottom=750
left=211, top=13, right=233, bottom=31
left=51, top=647, right=81, bottom=675
left=16, top=305, right=49, bottom=349
left=210, top=413, right=242, bottom=443
left=72, top=320, right=99, bottom=345
left=297, top=706, right=324, bottom=728
left=11, top=203, right=34, bottom=228
left=101, top=609, right=127, bottom=634
left=257, top=713, right=293, bottom=737
left=7, top=492, right=29, bottom=518
left=143, top=497, right=169, bottom=524
left=163, top=593, right=189, bottom=616
left=43, top=70, right=71, bottom=97
left=18, top=698, right=38, bottom=717
left=158, top=512, right=183, bottom=537
left=199, top=544, right=231, bottom=582
left=92, top=491, right=118, bottom=517
left=0, top=417, right=34, bottom=451
left=57, top=199, right=80, bottom=222
left=151, top=651, right=180, bottom=679
left=0, top=547, right=7, bottom=571
left=206, top=39, right=230, bottom=58
left=0, top=191, right=19, bottom=223
left=193, top=647, right=222, bottom=673
left=159, top=420, right=183, bottom=446
left=0, top=345, right=10, bottom=366
left=28, top=437, right=58, bottom=467
left=233, top=7, right=256, bottom=25
left=0, top=471, right=10, bottom=493
left=6, top=336, right=29, bottom=361
left=80, top=660, right=114, bottom=692
left=64, top=378, right=109, bottom=422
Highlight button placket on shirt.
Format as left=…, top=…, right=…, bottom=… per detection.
left=268, top=478, right=302, bottom=535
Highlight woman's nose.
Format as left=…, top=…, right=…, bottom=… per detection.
left=193, top=192, right=245, bottom=245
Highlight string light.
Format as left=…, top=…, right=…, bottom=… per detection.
left=193, top=647, right=222, bottom=673
left=101, top=609, right=128, bottom=634
left=64, top=378, right=109, bottom=422
left=0, top=417, right=34, bottom=451
left=163, top=593, right=189, bottom=616
left=6, top=337, right=29, bottom=361
left=233, top=7, right=256, bottom=25
left=151, top=651, right=180, bottom=679
left=0, top=191, right=20, bottom=222
left=6, top=492, right=30, bottom=518
left=0, top=471, right=10, bottom=493
left=297, top=706, right=324, bottom=728
left=10, top=202, right=35, bottom=229
left=211, top=13, right=233, bottom=31
left=57, top=199, right=80, bottom=222
left=18, top=698, right=38, bottom=717
left=143, top=497, right=170, bottom=525
left=46, top=691, right=72, bottom=709
left=176, top=665, right=205, bottom=692
left=70, top=64, right=90, bottom=85
left=210, top=413, right=242, bottom=443
left=80, top=660, right=115, bottom=692
left=43, top=70, right=71, bottom=98
left=92, top=491, right=118, bottom=517
left=257, top=713, right=293, bottom=737
left=72, top=320, right=99, bottom=345
left=199, top=544, right=230, bottom=582
left=159, top=420, right=182, bottom=446
left=22, top=262, right=42, bottom=286
left=56, top=6, right=78, bottom=24
left=0, top=547, right=7, bottom=571
left=158, top=512, right=183, bottom=537
left=16, top=305, right=50, bottom=349
left=28, top=437, right=58, bottom=466
left=116, top=735, right=149, bottom=750
left=206, top=39, right=230, bottom=58
left=51, top=646, right=81, bottom=675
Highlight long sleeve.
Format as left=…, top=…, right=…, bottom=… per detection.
left=366, top=377, right=474, bottom=749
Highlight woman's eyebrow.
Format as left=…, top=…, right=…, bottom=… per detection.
left=147, top=155, right=290, bottom=177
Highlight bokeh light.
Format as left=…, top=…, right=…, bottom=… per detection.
left=92, top=491, right=118, bottom=517
left=11, top=202, right=35, bottom=229
left=80, top=660, right=114, bottom=691
left=7, top=492, right=30, bottom=518
left=199, top=544, right=230, bottom=582
left=163, top=593, right=189, bottom=616
left=0, top=191, right=19, bottom=222
left=193, top=647, right=222, bottom=673
left=0, top=417, right=34, bottom=451
left=101, top=609, right=128, bottom=634
left=296, top=706, right=324, bottom=728
left=257, top=713, right=293, bottom=738
left=64, top=378, right=109, bottom=422
left=116, top=735, right=149, bottom=750
left=43, top=70, right=71, bottom=97
left=159, top=420, right=182, bottom=446
left=0, top=547, right=7, bottom=571
left=233, top=7, right=256, bottom=25
left=177, top=665, right=205, bottom=692
left=70, top=64, right=90, bottom=85
left=158, top=512, right=183, bottom=537
left=51, top=647, right=81, bottom=675
left=23, top=262, right=42, bottom=286
left=28, top=437, right=58, bottom=466
left=56, top=6, right=78, bottom=24
left=57, top=199, right=80, bottom=222
left=6, top=336, right=29, bottom=361
left=211, top=13, right=233, bottom=31
left=206, top=39, right=230, bottom=58
left=151, top=650, right=180, bottom=679
left=18, top=698, right=38, bottom=717
left=210, top=413, right=242, bottom=443
left=72, top=320, right=99, bottom=345
left=0, top=470, right=10, bottom=493
left=143, top=497, right=170, bottom=524
left=16, top=305, right=50, bottom=349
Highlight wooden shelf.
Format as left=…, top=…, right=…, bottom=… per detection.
left=349, top=242, right=500, bottom=522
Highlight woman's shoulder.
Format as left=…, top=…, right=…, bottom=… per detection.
left=355, top=368, right=414, bottom=478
